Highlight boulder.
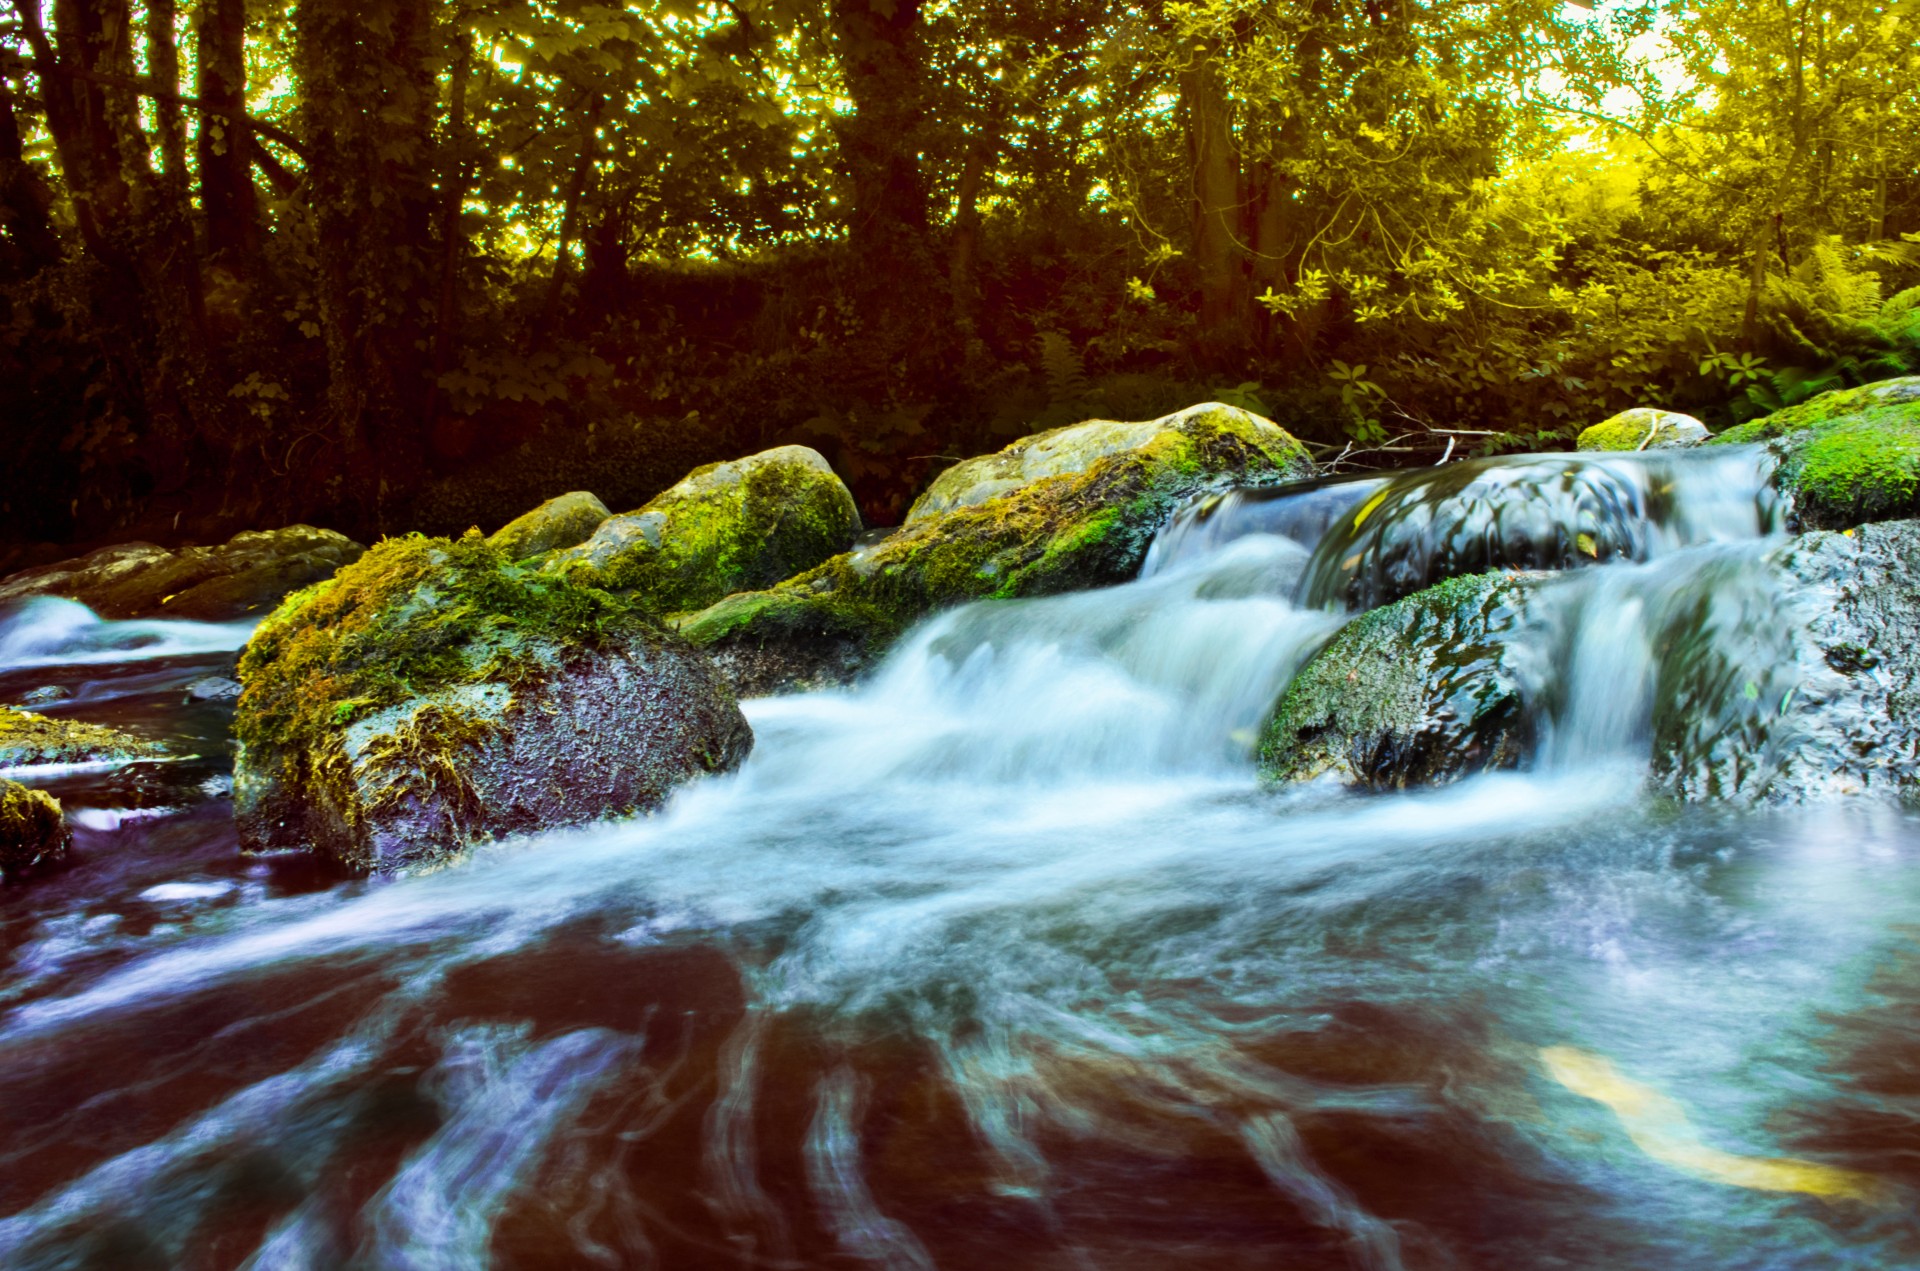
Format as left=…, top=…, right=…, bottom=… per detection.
left=680, top=404, right=1314, bottom=694
left=1711, top=377, right=1920, bottom=529
left=1576, top=408, right=1710, bottom=451
left=0, top=779, right=69, bottom=879
left=1257, top=572, right=1539, bottom=789
left=549, top=446, right=860, bottom=614
left=909, top=416, right=1180, bottom=522
left=234, top=532, right=752, bottom=875
left=0, top=707, right=161, bottom=770
left=0, top=525, right=366, bottom=622
left=488, top=491, right=611, bottom=561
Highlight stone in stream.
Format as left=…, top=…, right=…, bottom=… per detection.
left=233, top=532, right=752, bottom=875
left=1711, top=376, right=1920, bottom=530
left=547, top=446, right=861, bottom=614
left=17, top=685, right=71, bottom=707
left=1575, top=408, right=1710, bottom=452
left=0, top=525, right=366, bottom=622
left=1256, top=518, right=1920, bottom=804
left=0, top=778, right=69, bottom=879
left=676, top=403, right=1315, bottom=696
left=487, top=490, right=612, bottom=561
left=0, top=707, right=161, bottom=770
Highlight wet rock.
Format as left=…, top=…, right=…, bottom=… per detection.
left=0, top=707, right=161, bottom=770
left=183, top=676, right=243, bottom=703
left=0, top=525, right=366, bottom=621
left=0, top=778, right=69, bottom=879
left=1712, top=376, right=1920, bottom=530
left=17, top=686, right=70, bottom=707
left=1576, top=408, right=1710, bottom=451
left=487, top=491, right=611, bottom=561
left=681, top=403, right=1314, bottom=692
left=1257, top=572, right=1540, bottom=788
left=909, top=414, right=1220, bottom=522
left=549, top=446, right=860, bottom=614
left=234, top=532, right=752, bottom=875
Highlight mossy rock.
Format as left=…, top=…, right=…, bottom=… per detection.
left=1576, top=408, right=1709, bottom=452
left=0, top=707, right=161, bottom=770
left=0, top=778, right=69, bottom=879
left=488, top=490, right=611, bottom=560
left=1257, top=572, right=1539, bottom=788
left=679, top=403, right=1314, bottom=692
left=234, top=532, right=752, bottom=874
left=1711, top=377, right=1920, bottom=530
left=548, top=445, right=860, bottom=614
left=0, top=525, right=365, bottom=621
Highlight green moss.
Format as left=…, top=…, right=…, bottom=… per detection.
left=561, top=450, right=859, bottom=613
left=1711, top=380, right=1920, bottom=529
left=0, top=707, right=160, bottom=767
left=236, top=530, right=644, bottom=761
left=1257, top=571, right=1531, bottom=786
left=0, top=778, right=68, bottom=876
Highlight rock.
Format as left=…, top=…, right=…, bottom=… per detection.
left=680, top=403, right=1315, bottom=693
left=1712, top=376, right=1920, bottom=530
left=0, top=525, right=366, bottom=622
left=909, top=416, right=1180, bottom=522
left=0, top=707, right=161, bottom=770
left=0, top=778, right=69, bottom=879
left=1256, top=572, right=1540, bottom=788
left=549, top=446, right=860, bottom=614
left=17, top=686, right=70, bottom=707
left=234, top=532, right=752, bottom=875
left=183, top=676, right=243, bottom=703
left=488, top=491, right=611, bottom=561
left=1576, top=408, right=1710, bottom=451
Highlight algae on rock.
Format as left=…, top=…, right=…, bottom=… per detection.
left=1712, top=377, right=1920, bottom=530
left=549, top=445, right=860, bottom=614
left=234, top=532, right=752, bottom=874
left=0, top=778, right=69, bottom=879
left=0, top=707, right=161, bottom=770
left=679, top=403, right=1314, bottom=693
left=1576, top=408, right=1709, bottom=452
left=488, top=491, right=611, bottom=560
left=1257, top=572, right=1539, bottom=788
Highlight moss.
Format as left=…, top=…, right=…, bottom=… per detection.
left=0, top=778, right=69, bottom=877
left=1711, top=380, right=1920, bottom=529
left=236, top=530, right=645, bottom=763
left=360, top=701, right=501, bottom=835
left=559, top=448, right=860, bottom=613
left=1257, top=572, right=1533, bottom=786
left=0, top=708, right=160, bottom=768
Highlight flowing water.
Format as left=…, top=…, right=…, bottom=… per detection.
left=2, top=449, right=1917, bottom=1270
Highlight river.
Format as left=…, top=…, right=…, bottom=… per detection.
left=1, top=449, right=1915, bottom=1270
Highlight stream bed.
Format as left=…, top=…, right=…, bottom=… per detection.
left=1, top=452, right=1917, bottom=1270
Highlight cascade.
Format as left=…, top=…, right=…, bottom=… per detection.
left=0, top=448, right=1913, bottom=1270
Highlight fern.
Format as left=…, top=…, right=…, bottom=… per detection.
left=1036, top=330, right=1089, bottom=414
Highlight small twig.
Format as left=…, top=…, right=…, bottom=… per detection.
left=1440, top=435, right=1457, bottom=464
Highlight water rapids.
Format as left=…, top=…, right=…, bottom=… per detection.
left=0, top=447, right=1915, bottom=1270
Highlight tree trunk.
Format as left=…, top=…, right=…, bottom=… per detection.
left=0, top=75, right=62, bottom=278
left=1182, top=50, right=1244, bottom=367
left=426, top=22, right=474, bottom=440
left=544, top=98, right=601, bottom=330
left=294, top=0, right=441, bottom=530
left=196, top=0, right=257, bottom=261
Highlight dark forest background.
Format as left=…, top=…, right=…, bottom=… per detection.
left=1, top=0, right=1917, bottom=564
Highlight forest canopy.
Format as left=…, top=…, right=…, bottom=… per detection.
left=1, top=0, right=1917, bottom=551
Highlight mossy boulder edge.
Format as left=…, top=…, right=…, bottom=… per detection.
left=0, top=779, right=69, bottom=880
left=548, top=445, right=861, bottom=614
left=0, top=707, right=161, bottom=770
left=679, top=403, right=1314, bottom=694
left=1711, top=376, right=1920, bottom=530
left=233, top=533, right=752, bottom=875
left=1576, top=408, right=1709, bottom=452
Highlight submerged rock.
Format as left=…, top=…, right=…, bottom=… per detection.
left=0, top=778, right=69, bottom=879
left=549, top=446, right=861, bottom=614
left=1712, top=377, right=1920, bottom=530
left=1576, top=408, right=1710, bottom=451
left=183, top=676, right=243, bottom=703
left=0, top=707, right=161, bottom=770
left=487, top=490, right=612, bottom=561
left=681, top=403, right=1314, bottom=694
left=0, top=525, right=366, bottom=621
left=17, top=686, right=70, bottom=707
left=233, top=533, right=751, bottom=875
left=1257, top=572, right=1539, bottom=788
